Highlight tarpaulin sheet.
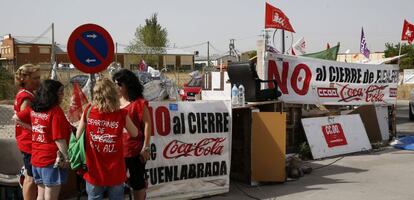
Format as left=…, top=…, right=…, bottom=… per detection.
left=391, top=136, right=414, bottom=150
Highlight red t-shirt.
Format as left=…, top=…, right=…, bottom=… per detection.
left=122, top=98, right=148, bottom=157
left=14, top=89, right=34, bottom=154
left=83, top=105, right=128, bottom=186
left=18, top=106, right=72, bottom=167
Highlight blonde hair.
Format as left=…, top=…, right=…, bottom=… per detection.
left=15, top=64, right=40, bottom=88
left=92, top=78, right=120, bottom=113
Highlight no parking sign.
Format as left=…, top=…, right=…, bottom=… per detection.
left=67, top=24, right=114, bottom=74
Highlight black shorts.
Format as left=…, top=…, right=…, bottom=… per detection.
left=125, top=156, right=147, bottom=190
left=22, top=152, right=33, bottom=177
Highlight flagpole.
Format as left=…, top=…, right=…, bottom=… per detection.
left=397, top=41, right=403, bottom=65
left=281, top=30, right=285, bottom=54
left=393, top=40, right=403, bottom=139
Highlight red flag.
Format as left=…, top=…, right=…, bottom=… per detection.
left=68, top=82, right=88, bottom=123
left=402, top=19, right=414, bottom=44
left=265, top=3, right=295, bottom=33
left=326, top=43, right=330, bottom=50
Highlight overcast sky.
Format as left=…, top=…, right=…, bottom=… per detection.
left=1, top=0, right=413, bottom=55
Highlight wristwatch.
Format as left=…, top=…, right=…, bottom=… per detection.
left=143, top=146, right=151, bottom=153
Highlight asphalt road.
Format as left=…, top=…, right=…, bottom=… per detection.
left=207, top=100, right=414, bottom=200
left=396, top=100, right=414, bottom=135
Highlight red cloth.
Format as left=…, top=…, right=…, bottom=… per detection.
left=83, top=105, right=128, bottom=186
left=265, top=2, right=295, bottom=33
left=402, top=19, right=414, bottom=44
left=18, top=106, right=71, bottom=167
left=138, top=59, right=147, bottom=71
left=122, top=98, right=148, bottom=158
left=68, top=82, right=88, bottom=123
left=14, top=89, right=34, bottom=154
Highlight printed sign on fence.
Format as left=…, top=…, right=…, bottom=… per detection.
left=146, top=101, right=232, bottom=200
left=264, top=53, right=399, bottom=105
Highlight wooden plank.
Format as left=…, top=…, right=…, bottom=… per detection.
left=251, top=112, right=286, bottom=182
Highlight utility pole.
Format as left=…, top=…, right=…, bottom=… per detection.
left=115, top=42, right=118, bottom=63
left=263, top=29, right=273, bottom=54
left=229, top=39, right=235, bottom=56
left=51, top=23, right=55, bottom=67
left=205, top=41, right=210, bottom=74
left=281, top=30, right=285, bottom=54
left=229, top=39, right=240, bottom=61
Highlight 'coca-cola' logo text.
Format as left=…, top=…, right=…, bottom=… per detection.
left=338, top=84, right=387, bottom=103
left=163, top=137, right=226, bottom=159
left=365, top=85, right=386, bottom=102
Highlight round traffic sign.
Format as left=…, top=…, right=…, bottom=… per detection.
left=67, top=24, right=114, bottom=74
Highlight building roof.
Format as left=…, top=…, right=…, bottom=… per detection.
left=121, top=48, right=194, bottom=55
left=13, top=36, right=52, bottom=45
left=195, top=54, right=222, bottom=61
left=54, top=44, right=193, bottom=56
left=55, top=44, right=67, bottom=54
left=165, top=48, right=194, bottom=55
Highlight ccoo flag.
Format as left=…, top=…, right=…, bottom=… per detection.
left=402, top=19, right=414, bottom=44
left=265, top=2, right=295, bottom=32
left=360, top=27, right=370, bottom=59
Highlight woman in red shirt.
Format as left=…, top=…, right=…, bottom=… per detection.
left=16, top=80, right=71, bottom=200
left=112, top=69, right=152, bottom=200
left=14, top=64, right=41, bottom=200
left=76, top=78, right=139, bottom=200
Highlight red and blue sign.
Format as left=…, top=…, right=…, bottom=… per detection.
left=67, top=24, right=114, bottom=74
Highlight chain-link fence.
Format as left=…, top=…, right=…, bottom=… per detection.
left=0, top=104, right=15, bottom=139
left=0, top=66, right=196, bottom=139
left=0, top=66, right=15, bottom=139
left=0, top=67, right=83, bottom=139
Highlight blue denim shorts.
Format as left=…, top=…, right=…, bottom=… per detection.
left=86, top=182, right=124, bottom=200
left=32, top=165, right=68, bottom=186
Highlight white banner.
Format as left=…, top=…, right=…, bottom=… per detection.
left=264, top=53, right=399, bottom=105
left=202, top=72, right=231, bottom=101
left=302, top=114, right=372, bottom=159
left=146, top=101, right=232, bottom=199
left=403, top=69, right=414, bottom=84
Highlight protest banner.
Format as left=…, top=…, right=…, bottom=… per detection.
left=146, top=101, right=232, bottom=199
left=264, top=53, right=399, bottom=105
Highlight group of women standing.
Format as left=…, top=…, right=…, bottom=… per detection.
left=14, top=64, right=151, bottom=200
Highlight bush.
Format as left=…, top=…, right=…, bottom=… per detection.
left=298, top=142, right=312, bottom=160
left=0, top=67, right=16, bottom=100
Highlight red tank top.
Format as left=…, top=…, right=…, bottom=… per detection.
left=14, top=89, right=34, bottom=153
left=122, top=98, right=148, bottom=157
left=83, top=105, right=128, bottom=186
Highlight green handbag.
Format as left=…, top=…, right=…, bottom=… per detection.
left=68, top=106, right=92, bottom=171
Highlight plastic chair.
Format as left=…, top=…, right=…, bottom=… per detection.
left=0, top=138, right=24, bottom=199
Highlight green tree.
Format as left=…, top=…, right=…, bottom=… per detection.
left=384, top=43, right=414, bottom=70
left=127, top=13, right=168, bottom=68
left=0, top=66, right=15, bottom=100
